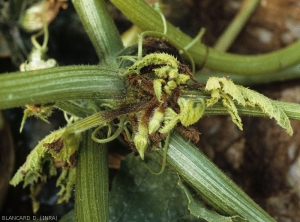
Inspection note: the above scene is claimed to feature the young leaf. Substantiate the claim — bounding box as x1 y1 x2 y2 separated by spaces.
205 77 293 135
221 94 243 130
238 86 293 135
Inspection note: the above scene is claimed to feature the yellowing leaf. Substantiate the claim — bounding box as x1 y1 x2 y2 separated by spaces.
205 77 293 135
205 77 222 91
221 79 245 106
238 86 293 136
178 98 205 126
11 128 80 187
221 95 243 130
206 77 245 106
206 90 221 107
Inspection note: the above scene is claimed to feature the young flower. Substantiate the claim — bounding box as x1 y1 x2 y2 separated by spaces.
133 123 149 160
148 107 165 134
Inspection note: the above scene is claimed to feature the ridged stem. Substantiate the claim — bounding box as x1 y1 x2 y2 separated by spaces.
72 0 124 65
75 130 109 222
182 91 300 121
195 62 300 86
160 131 275 221
0 65 125 109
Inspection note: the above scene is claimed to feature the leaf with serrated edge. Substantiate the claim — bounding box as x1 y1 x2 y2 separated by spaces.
220 78 245 106
221 94 243 130
205 77 293 135
206 77 245 106
206 89 221 107
238 86 293 136
47 132 80 163
10 127 80 188
205 77 222 91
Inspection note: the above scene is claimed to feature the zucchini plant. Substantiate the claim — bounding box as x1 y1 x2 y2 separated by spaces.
2 0 300 221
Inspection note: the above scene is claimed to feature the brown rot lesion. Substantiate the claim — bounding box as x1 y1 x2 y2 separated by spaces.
118 38 206 159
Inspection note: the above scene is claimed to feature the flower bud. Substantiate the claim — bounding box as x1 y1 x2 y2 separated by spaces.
148 108 164 134
134 124 149 160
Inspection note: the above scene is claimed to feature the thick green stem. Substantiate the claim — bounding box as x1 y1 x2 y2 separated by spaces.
75 130 109 222
196 62 300 86
214 0 260 52
111 0 300 75
65 111 111 135
72 0 123 65
160 131 275 221
0 65 125 109
204 100 300 121
183 91 300 121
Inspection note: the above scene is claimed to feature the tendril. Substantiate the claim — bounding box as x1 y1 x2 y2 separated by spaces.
122 120 133 142
183 28 205 51
63 111 76 124
31 0 49 53
116 55 138 70
153 2 167 35
91 117 126 143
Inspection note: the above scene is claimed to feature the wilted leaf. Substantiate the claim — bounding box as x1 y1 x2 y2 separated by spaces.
10 127 80 213
46 131 81 164
56 168 76 204
205 77 293 135
238 86 293 135
221 94 243 130
10 128 72 187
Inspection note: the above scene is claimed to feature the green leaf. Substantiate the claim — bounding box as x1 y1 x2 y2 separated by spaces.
178 180 247 222
60 210 75 222
29 183 42 214
109 153 199 221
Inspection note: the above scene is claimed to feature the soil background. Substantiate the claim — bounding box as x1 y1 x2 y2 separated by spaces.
0 0 300 221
